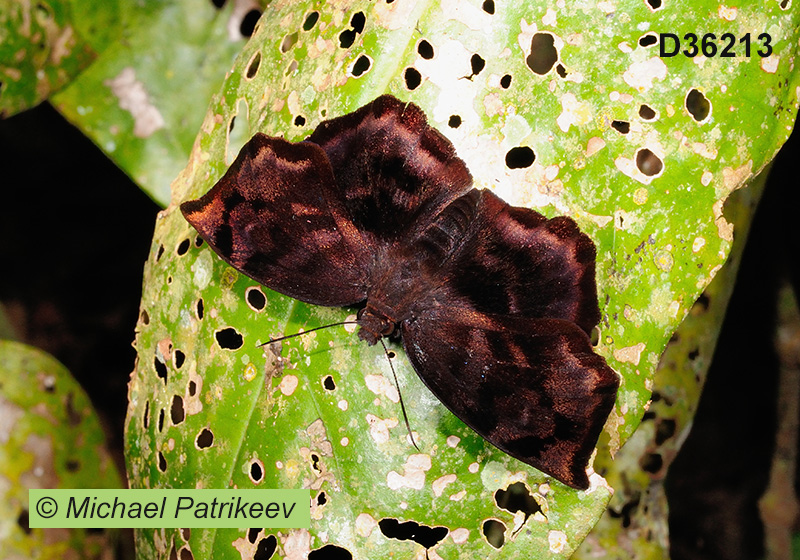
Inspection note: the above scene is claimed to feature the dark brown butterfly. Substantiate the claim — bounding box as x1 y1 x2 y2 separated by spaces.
181 95 619 490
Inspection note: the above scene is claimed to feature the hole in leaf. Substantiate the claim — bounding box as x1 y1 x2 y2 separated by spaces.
686 88 710 122
246 287 267 310
174 350 185 369
188 380 197 396
281 32 298 53
240 9 261 37
323 375 336 390
482 519 506 548
179 547 193 560
339 29 357 48
655 419 676 445
555 63 566 78
500 74 512 88
526 33 558 75
196 428 214 449
378 518 448 549
309 544 352 559
470 54 485 76
646 0 662 9
639 104 656 120
404 67 422 90
215 327 243 350
294 115 306 126
254 535 277 560
154 357 168 383
196 299 204 320
66 459 80 472
316 491 328 505
250 460 264 482
181 528 191 541
194 235 203 247
310 453 321 473
350 11 365 33
140 310 150 325
505 146 535 168
417 39 434 59
639 33 658 47
143 400 150 429
641 452 663 473
611 120 630 134
248 528 260 544
156 244 165 261
177 238 190 255
171 395 185 425
482 0 495 14
158 451 167 472
494 482 542 519
17 510 31 535
210 0 225 8
168 543 177 560
351 54 371 77
448 115 462 128
158 408 165 432
635 148 663 176
246 52 262 79
303 11 319 30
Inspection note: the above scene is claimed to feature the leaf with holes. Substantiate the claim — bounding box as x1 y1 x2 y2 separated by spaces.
126 0 800 558
0 341 123 557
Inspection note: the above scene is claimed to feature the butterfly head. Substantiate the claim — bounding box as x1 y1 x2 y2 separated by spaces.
356 304 397 346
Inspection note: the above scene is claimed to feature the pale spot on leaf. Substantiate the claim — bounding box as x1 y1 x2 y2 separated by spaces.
433 474 457 496
614 342 646 364
355 513 377 537
366 413 397 443
623 57 667 91
548 530 568 553
280 375 299 396
105 67 165 138
451 528 470 543
387 453 431 490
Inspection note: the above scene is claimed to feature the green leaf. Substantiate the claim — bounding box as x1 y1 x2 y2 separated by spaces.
127 0 800 558
0 0 107 115
50 0 250 205
0 340 123 558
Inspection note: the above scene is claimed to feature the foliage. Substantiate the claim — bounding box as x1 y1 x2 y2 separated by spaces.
0 340 123 559
125 1 799 559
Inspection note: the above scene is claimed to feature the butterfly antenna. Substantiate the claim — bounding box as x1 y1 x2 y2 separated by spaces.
380 338 420 451
259 321 359 346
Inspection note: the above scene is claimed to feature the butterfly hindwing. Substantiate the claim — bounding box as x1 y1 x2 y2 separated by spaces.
401 307 619 489
415 189 601 334
181 135 372 306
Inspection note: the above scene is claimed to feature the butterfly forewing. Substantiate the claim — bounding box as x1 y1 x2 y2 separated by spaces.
307 95 473 243
181 135 372 306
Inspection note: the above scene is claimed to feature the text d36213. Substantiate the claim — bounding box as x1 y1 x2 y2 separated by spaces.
659 33 773 58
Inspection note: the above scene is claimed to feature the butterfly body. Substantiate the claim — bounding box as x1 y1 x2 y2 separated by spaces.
181 95 619 490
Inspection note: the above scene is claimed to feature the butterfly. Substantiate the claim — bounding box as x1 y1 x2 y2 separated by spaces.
180 95 619 490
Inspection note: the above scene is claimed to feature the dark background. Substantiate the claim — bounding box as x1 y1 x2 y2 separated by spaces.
0 103 797 559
